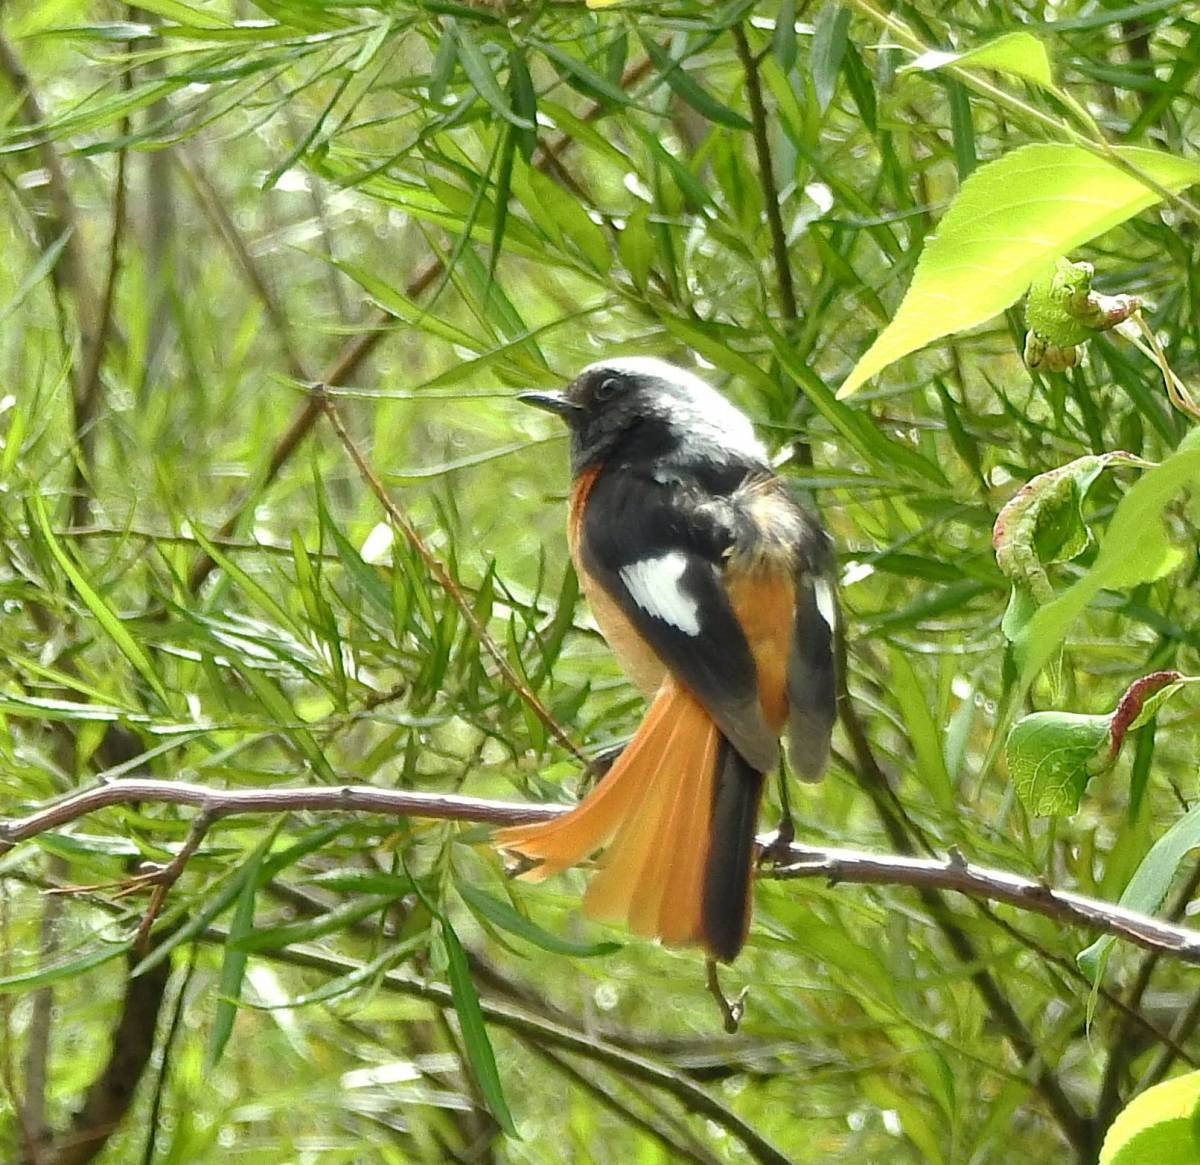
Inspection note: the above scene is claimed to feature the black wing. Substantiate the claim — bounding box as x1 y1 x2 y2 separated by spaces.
578 467 779 773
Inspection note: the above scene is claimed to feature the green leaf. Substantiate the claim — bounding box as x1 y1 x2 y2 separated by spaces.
811 2 850 111
837 144 1200 398
1100 1069 1200 1164
455 24 534 130
232 663 337 782
638 33 752 130
887 646 954 813
209 824 279 1065
1005 711 1113 816
31 496 171 708
772 0 797 74
1079 802 1200 981
0 940 131 995
442 916 518 1135
233 893 396 952
1016 429 1200 686
534 39 633 107
901 31 1056 91
458 882 621 957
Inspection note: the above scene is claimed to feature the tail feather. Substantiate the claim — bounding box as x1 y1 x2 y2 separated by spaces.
653 726 718 946
604 709 699 934
494 689 675 879
495 679 764 960
701 739 767 962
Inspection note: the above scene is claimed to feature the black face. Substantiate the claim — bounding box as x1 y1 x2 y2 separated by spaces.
519 364 666 474
518 357 768 481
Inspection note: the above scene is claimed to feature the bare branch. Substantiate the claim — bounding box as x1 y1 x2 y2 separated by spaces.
4 780 1200 968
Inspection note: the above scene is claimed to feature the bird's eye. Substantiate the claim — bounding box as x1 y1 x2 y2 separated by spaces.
595 375 622 400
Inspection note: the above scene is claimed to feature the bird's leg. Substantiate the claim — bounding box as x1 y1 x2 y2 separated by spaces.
705 959 747 1033
758 759 795 865
580 737 631 790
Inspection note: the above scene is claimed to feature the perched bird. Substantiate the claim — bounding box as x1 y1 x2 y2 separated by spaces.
495 357 836 961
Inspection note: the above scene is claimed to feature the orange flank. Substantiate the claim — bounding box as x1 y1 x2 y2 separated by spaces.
494 679 720 950
725 569 794 731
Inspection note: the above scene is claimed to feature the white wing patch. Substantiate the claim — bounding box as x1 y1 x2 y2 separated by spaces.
618 552 702 636
813 579 837 632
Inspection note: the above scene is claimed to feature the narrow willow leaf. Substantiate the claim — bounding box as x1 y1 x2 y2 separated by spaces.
233 893 395 952
32 496 171 708
232 663 337 781
773 0 797 74
1078 802 1200 982
0 230 71 325
209 823 280 1064
811 2 850 111
535 39 632 106
458 882 620 957
888 647 954 812
837 144 1200 398
456 26 533 130
638 33 751 130
1100 1069 1200 1164
902 31 1056 91
442 916 517 1136
0 941 131 995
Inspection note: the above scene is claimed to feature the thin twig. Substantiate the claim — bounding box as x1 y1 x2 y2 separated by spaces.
731 25 797 324
185 51 656 596
317 387 586 762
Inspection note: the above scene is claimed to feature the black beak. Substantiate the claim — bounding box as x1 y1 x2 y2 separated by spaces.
517 390 581 418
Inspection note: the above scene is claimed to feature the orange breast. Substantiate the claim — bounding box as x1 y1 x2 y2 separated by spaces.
568 468 666 697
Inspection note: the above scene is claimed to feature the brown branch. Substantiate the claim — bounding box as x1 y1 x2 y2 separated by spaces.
24 947 172 1165
4 779 1200 968
0 33 104 522
317 387 586 762
731 24 797 325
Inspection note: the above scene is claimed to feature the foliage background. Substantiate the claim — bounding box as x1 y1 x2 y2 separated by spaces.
0 1 1197 1162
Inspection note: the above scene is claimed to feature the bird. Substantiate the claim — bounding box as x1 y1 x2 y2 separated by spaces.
495 357 837 962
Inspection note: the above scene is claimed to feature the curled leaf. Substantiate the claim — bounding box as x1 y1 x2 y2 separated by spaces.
993 451 1153 641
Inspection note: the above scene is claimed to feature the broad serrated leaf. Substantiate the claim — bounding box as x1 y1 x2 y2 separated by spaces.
902 31 1056 92
1006 711 1113 816
1100 1070 1200 1164
993 451 1152 641
837 144 1200 398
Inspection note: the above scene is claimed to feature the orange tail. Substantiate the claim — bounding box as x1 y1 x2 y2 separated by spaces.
495 680 765 960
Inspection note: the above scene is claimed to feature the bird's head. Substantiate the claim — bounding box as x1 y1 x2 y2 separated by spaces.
519 357 766 477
